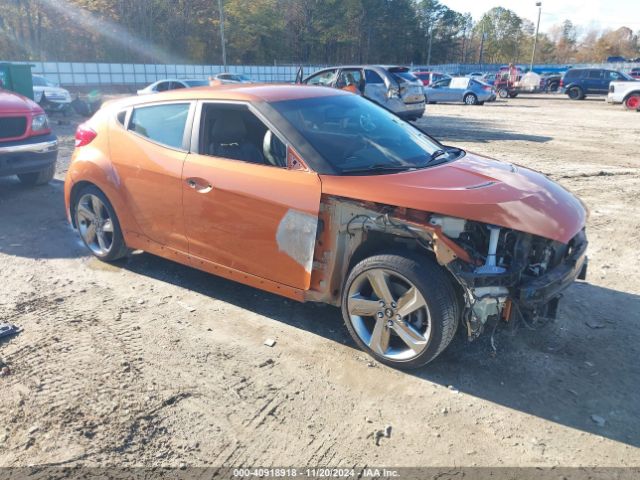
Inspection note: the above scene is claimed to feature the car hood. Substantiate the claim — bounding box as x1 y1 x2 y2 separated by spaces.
319 152 586 244
0 89 41 113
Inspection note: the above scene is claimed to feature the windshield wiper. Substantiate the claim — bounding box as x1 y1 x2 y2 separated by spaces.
428 147 463 164
341 164 414 174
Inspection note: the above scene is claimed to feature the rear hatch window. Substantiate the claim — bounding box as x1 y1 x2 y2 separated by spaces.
388 67 419 83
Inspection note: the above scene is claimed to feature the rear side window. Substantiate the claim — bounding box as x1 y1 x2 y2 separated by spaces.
587 70 603 79
365 69 384 84
129 103 190 150
564 70 583 80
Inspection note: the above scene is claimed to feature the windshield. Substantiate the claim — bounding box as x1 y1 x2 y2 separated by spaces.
271 95 459 175
184 79 209 87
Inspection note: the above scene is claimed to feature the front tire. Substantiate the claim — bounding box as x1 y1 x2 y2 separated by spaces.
74 185 128 262
464 93 478 105
341 252 459 369
17 163 55 186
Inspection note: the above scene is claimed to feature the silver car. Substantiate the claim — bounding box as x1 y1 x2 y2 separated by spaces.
424 77 496 105
300 65 426 120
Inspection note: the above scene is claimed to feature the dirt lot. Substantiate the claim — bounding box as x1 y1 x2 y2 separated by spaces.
1 94 639 469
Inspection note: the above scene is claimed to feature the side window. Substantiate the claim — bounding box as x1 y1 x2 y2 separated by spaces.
608 71 622 80
365 69 384 84
116 110 127 126
170 81 186 90
200 104 286 168
588 70 603 79
128 103 190 150
305 69 337 86
155 81 170 92
336 69 364 92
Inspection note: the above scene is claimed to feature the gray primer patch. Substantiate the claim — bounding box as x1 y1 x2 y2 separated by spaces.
276 209 318 274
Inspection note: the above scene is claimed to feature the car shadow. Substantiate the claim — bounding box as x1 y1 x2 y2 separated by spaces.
122 251 640 449
0 177 85 259
415 115 553 144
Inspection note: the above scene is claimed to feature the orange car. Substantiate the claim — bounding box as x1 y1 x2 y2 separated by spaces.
64 85 588 369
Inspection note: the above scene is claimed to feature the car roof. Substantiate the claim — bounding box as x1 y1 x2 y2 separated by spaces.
112 84 348 108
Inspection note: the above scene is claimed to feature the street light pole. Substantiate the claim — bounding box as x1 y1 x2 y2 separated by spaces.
217 0 227 68
530 1 542 71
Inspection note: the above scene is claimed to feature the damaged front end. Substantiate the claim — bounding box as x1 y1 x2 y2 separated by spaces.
307 196 588 340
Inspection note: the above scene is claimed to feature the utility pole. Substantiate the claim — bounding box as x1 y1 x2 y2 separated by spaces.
217 0 227 68
530 2 542 71
426 27 433 66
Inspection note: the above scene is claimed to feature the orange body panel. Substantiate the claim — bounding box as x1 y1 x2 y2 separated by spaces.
182 152 321 290
108 120 189 252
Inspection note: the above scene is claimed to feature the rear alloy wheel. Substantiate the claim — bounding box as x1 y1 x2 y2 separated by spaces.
342 253 459 369
624 94 640 111
567 86 584 100
17 164 55 186
464 93 478 105
74 185 128 262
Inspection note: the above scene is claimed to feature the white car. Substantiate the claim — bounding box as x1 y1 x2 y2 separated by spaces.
607 80 640 110
136 78 209 95
210 73 253 84
32 75 71 112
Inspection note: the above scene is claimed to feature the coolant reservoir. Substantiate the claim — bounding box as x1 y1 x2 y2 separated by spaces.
429 215 466 238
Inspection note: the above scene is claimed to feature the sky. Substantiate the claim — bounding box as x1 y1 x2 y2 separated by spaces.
440 0 640 33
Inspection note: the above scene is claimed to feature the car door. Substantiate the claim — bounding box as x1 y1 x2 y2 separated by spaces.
181 101 322 290
363 69 389 105
108 101 195 253
427 78 451 101
585 70 604 94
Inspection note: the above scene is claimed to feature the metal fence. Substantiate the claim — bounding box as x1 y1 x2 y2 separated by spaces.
3 60 640 86
3 61 328 86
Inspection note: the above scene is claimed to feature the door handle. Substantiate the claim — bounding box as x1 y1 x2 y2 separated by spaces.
185 177 213 193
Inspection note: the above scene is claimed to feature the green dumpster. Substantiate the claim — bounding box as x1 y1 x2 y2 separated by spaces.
0 63 34 99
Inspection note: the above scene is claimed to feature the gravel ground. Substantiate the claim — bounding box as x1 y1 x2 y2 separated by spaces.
0 94 639 469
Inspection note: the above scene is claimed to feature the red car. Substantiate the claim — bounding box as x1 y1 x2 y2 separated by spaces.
413 71 449 87
0 88 58 185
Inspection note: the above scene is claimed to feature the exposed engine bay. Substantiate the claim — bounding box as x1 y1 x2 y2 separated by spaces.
308 196 588 340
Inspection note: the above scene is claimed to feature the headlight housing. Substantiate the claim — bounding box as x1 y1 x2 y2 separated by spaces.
31 113 49 132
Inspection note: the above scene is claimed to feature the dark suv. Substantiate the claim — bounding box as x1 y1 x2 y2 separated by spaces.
561 68 633 100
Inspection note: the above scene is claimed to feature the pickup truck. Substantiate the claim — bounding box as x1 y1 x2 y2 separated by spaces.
0 88 57 185
607 80 640 110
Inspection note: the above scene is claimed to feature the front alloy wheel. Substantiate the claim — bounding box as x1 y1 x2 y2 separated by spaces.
347 268 431 361
342 253 459 369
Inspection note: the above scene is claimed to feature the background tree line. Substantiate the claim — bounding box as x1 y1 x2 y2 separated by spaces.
1 0 638 65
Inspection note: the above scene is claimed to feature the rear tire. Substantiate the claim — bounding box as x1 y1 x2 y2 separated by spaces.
567 86 584 100
73 185 129 262
624 94 640 110
498 88 509 98
341 252 460 369
17 163 55 186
